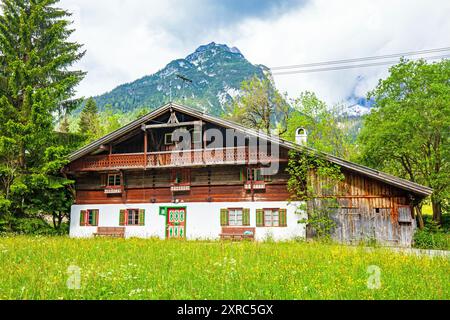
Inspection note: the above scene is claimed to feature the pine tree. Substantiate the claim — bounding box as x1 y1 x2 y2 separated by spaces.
78 97 101 140
0 0 85 229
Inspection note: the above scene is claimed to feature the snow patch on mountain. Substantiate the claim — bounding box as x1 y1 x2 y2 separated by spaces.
226 87 240 99
341 104 371 117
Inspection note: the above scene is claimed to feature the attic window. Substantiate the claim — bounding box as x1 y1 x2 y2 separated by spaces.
165 133 174 145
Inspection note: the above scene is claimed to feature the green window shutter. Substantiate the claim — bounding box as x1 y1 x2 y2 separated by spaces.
139 209 145 226
119 209 126 226
239 168 244 182
243 208 250 226
80 210 87 226
94 209 99 226
256 209 264 227
220 209 229 226
279 209 287 227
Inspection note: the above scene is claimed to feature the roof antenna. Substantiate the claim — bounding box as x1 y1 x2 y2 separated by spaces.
176 74 193 103
169 79 172 104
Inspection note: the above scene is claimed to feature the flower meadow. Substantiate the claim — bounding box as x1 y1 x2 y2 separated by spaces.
0 236 448 300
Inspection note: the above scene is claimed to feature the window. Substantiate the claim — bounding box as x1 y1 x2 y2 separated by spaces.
264 209 280 227
165 133 174 145
220 208 250 226
128 209 140 225
256 208 287 227
80 209 99 226
171 169 191 185
228 208 243 226
175 171 182 184
107 174 121 186
120 209 145 226
245 168 272 182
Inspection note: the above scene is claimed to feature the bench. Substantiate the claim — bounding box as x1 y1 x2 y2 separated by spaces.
93 227 125 238
219 227 255 241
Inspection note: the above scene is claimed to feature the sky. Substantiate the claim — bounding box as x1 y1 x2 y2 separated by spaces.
61 0 450 107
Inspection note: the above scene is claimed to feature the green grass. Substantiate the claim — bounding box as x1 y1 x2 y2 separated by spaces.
0 236 448 300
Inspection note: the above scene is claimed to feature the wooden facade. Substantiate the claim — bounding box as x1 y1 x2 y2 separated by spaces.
73 165 291 204
309 169 416 246
66 103 432 246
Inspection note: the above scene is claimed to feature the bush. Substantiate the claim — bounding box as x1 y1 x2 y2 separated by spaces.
413 220 449 250
10 218 68 236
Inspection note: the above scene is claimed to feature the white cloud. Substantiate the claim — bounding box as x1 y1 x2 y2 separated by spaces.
61 0 450 105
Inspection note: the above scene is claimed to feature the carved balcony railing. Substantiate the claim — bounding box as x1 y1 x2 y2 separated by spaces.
68 147 288 172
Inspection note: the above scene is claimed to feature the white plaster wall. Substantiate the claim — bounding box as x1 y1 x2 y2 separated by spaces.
69 201 306 241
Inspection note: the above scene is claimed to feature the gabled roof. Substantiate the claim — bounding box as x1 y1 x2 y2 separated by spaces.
68 102 433 197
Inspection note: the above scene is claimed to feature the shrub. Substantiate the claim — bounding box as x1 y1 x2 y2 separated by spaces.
413 220 449 250
11 218 68 236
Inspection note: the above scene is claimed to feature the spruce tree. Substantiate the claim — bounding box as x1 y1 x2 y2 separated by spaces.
0 0 85 229
78 97 101 140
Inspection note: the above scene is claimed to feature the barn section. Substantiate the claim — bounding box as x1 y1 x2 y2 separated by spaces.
308 168 426 247
65 102 432 246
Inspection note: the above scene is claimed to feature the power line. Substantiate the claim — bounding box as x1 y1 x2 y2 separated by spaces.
271 54 450 76
270 46 450 71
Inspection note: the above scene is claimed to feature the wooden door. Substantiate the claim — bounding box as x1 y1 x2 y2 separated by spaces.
166 207 186 239
340 208 362 243
398 206 415 247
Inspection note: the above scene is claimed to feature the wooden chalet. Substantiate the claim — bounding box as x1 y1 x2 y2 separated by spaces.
66 103 432 246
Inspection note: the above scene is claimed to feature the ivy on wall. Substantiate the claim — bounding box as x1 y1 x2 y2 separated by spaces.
286 150 344 239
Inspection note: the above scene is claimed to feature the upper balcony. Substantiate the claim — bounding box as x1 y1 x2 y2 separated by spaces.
68 147 288 172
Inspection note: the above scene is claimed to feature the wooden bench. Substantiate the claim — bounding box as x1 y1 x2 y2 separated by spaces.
93 227 125 238
219 227 255 241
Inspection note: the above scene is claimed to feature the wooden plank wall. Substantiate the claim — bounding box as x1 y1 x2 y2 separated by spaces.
308 169 415 247
74 165 290 204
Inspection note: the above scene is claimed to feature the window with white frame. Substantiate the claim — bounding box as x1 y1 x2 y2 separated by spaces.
228 208 243 226
264 209 280 227
127 209 140 226
107 174 121 186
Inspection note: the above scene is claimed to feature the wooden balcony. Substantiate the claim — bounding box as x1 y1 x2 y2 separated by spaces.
68 147 288 172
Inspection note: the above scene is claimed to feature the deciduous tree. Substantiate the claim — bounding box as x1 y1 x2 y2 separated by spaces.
224 76 290 134
359 58 450 225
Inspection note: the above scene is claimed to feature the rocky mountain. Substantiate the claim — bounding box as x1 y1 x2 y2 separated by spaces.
92 42 271 116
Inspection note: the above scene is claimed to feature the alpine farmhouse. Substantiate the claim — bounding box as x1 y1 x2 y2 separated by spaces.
65 103 432 246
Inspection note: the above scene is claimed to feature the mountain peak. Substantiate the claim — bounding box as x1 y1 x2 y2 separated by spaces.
193 42 243 56
93 42 270 116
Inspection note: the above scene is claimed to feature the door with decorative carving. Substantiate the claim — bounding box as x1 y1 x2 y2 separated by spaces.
166 207 186 239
